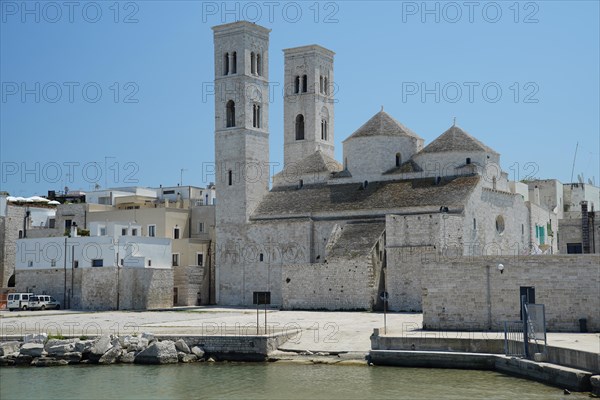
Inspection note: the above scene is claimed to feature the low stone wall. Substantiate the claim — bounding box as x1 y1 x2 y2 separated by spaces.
281 258 376 310
16 267 173 310
369 350 594 392
420 255 600 332
370 330 600 373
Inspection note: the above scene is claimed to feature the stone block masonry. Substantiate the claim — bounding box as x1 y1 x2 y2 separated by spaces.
282 258 377 310
16 267 173 310
420 255 600 332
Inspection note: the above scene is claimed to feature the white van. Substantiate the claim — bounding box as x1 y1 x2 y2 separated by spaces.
7 293 34 311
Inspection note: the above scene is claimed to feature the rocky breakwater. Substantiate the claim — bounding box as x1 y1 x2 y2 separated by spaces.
0 333 208 367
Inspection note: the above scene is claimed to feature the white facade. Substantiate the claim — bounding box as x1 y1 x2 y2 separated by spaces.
16 235 171 270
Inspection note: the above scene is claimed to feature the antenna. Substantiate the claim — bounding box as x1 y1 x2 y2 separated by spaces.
570 142 578 183
180 168 188 187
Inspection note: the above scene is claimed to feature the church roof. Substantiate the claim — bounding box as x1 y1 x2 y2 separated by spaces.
327 221 385 259
420 125 498 154
285 150 343 175
344 110 422 141
383 160 423 175
253 175 480 218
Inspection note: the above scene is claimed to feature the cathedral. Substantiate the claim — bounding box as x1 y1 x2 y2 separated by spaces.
212 21 531 310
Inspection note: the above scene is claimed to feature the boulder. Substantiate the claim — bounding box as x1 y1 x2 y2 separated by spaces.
126 337 149 352
47 341 76 356
0 341 21 356
591 375 600 396
180 354 198 363
24 333 48 343
191 346 205 359
119 351 136 364
14 355 34 365
98 346 122 365
74 340 95 355
111 337 121 349
175 339 190 354
134 341 178 364
33 357 69 367
20 343 44 357
89 336 112 361
141 332 155 341
45 339 72 350
57 352 82 364
0 357 15 366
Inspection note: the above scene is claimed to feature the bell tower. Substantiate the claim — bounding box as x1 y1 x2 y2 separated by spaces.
283 45 335 167
213 21 271 225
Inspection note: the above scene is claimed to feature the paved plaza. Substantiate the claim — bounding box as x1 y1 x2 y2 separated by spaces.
0 307 598 354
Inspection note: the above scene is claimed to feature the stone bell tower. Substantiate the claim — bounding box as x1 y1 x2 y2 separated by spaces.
283 45 335 167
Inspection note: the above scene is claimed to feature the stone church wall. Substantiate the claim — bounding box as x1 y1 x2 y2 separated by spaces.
281 255 378 310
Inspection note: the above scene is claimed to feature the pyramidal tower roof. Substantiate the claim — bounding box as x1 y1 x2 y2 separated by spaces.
344 109 422 142
420 125 498 154
291 150 343 174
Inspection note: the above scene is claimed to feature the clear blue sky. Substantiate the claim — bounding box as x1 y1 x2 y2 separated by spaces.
1 1 599 196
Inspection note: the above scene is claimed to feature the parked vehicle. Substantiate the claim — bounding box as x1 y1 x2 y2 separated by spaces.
28 295 61 311
7 293 34 311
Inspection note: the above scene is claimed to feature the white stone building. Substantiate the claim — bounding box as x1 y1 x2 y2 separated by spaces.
212 21 542 310
14 225 173 310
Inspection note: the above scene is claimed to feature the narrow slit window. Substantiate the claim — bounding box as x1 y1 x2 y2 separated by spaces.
295 114 305 140
226 100 235 127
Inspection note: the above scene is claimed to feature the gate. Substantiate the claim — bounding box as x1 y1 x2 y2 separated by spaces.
503 301 547 358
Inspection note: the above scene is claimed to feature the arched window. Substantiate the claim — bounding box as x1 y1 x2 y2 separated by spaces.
256 53 262 76
295 114 305 140
226 100 235 128
224 53 229 75
492 177 497 190
232 52 237 74
321 119 328 140
253 104 261 128
302 75 308 93
324 77 328 94
228 170 233 186
250 52 256 74
320 76 324 93
294 76 300 94
466 157 471 165
395 153 401 167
